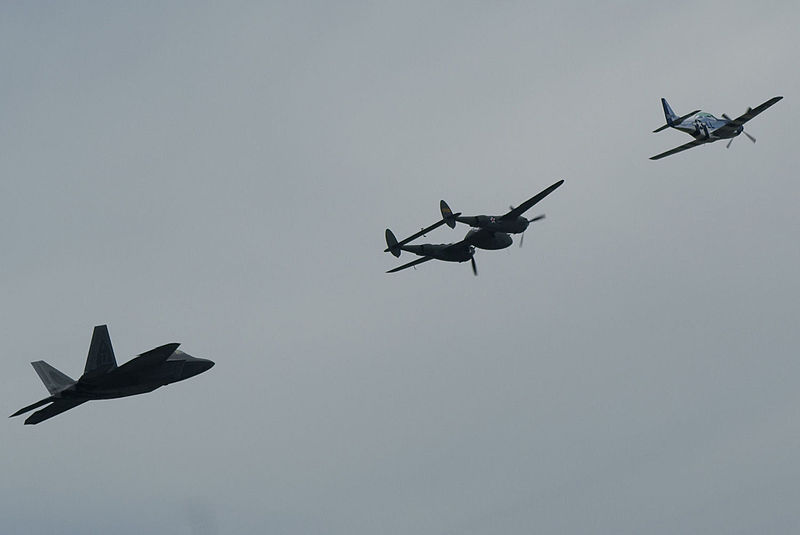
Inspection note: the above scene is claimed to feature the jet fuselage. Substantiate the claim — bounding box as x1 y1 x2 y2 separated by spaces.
63 350 214 400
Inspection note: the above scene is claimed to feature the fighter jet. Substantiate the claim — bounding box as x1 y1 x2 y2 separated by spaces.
650 96 782 160
440 179 564 248
10 325 214 425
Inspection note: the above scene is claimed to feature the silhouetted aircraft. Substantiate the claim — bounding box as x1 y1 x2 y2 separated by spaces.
440 180 563 248
10 325 214 425
650 96 782 160
385 227 479 275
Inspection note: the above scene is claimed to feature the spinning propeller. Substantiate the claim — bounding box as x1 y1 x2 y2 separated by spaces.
722 112 757 149
510 205 546 248
467 245 478 276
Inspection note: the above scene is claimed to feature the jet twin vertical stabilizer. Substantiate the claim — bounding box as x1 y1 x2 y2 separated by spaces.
84 325 117 377
31 361 74 395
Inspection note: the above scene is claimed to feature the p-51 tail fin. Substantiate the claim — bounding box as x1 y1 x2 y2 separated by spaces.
661 98 678 125
654 98 701 133
31 361 75 395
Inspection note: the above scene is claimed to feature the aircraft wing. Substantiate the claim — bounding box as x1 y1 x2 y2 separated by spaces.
500 180 564 220
387 256 434 273
384 216 460 252
24 398 88 425
114 343 181 374
650 138 709 160
728 96 782 128
712 96 783 138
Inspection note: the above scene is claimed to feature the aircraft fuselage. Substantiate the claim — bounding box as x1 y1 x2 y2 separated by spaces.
400 243 474 263
54 351 213 400
465 228 513 250
673 113 742 141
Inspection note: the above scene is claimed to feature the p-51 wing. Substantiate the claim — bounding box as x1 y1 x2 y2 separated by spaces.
650 138 710 160
712 96 783 138
500 179 564 221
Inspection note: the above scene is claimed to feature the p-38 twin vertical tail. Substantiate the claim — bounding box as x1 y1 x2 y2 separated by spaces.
650 96 782 160
383 179 563 275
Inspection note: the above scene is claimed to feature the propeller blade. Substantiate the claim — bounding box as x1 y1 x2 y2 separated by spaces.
519 231 524 248
726 138 734 149
744 131 756 143
470 256 477 276
529 214 545 223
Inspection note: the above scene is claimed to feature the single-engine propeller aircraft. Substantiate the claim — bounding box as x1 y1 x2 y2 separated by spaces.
440 179 564 248
650 96 782 160
384 227 479 275
10 325 214 425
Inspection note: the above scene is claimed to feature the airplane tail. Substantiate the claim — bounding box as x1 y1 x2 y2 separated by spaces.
31 361 75 395
440 200 457 228
83 325 117 378
652 98 681 133
661 98 678 125
385 229 401 257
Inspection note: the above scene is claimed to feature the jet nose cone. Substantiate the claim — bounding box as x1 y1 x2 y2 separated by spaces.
182 357 215 378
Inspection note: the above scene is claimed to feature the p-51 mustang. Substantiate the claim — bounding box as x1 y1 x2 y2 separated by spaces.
650 96 782 160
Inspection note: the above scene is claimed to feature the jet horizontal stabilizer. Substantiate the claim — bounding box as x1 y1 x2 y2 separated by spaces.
25 399 88 425
10 396 55 418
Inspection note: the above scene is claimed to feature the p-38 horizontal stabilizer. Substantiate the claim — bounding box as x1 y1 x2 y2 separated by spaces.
384 213 462 253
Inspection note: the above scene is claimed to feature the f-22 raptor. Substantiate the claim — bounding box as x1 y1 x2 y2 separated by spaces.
650 96 782 160
10 325 214 425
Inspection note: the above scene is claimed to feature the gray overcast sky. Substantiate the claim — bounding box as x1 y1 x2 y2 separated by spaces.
2 2 799 533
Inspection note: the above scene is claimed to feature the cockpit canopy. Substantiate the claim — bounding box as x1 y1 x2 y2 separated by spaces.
696 112 718 120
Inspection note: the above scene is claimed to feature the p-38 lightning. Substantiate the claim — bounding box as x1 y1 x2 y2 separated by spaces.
440 179 563 248
650 96 782 160
383 180 563 275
